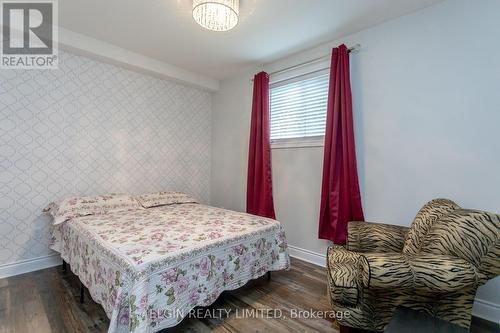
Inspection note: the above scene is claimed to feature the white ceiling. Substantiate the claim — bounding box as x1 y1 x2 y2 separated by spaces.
59 0 443 80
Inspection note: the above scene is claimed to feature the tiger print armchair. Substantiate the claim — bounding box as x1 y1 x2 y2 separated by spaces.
326 199 500 331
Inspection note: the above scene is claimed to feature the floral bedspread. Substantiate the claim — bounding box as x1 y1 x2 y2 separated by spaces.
50 203 289 333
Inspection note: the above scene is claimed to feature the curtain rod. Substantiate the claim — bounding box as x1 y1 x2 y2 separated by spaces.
251 44 361 81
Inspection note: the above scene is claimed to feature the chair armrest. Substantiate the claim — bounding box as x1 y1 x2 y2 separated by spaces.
326 245 363 306
347 221 409 253
359 253 479 292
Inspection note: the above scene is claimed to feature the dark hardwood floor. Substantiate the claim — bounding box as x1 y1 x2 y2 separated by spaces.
0 257 497 333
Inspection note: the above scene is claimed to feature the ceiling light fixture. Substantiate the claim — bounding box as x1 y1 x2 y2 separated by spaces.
192 0 239 32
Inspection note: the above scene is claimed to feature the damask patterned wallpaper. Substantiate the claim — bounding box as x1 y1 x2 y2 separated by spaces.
0 50 212 266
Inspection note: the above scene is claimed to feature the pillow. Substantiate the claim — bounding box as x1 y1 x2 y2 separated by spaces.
42 201 59 216
419 209 500 267
402 198 460 254
43 193 142 225
136 191 197 208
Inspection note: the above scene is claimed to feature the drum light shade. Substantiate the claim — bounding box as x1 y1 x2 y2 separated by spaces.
192 0 239 32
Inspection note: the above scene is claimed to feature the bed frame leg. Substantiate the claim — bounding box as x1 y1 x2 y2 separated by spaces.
62 260 67 272
80 281 85 304
267 271 271 281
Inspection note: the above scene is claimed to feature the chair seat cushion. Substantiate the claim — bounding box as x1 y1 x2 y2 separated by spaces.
327 246 361 306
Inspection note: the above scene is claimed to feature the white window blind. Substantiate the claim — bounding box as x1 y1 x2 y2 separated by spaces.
270 70 329 141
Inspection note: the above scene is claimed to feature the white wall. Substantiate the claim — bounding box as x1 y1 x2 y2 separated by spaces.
211 0 500 321
0 50 212 275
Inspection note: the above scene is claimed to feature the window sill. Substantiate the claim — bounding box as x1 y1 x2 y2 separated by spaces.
270 137 324 150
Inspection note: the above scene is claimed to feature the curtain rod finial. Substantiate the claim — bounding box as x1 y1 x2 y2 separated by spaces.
349 44 361 53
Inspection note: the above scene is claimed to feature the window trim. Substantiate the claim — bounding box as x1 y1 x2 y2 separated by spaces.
270 135 324 150
270 67 329 88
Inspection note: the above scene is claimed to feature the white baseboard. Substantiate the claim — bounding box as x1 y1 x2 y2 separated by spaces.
288 244 326 267
287 244 499 323
0 254 62 279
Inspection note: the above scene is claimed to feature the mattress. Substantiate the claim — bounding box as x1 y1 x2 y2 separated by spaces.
50 203 289 333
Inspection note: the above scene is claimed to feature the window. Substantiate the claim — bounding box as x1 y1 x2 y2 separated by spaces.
270 70 329 144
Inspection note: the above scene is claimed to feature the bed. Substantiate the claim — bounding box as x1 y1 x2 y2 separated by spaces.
47 193 289 333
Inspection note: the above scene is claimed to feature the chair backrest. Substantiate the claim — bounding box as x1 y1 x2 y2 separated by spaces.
402 198 460 254
419 209 500 276
477 240 500 284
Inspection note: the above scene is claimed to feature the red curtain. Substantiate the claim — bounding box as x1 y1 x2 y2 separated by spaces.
318 44 364 244
246 72 276 219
